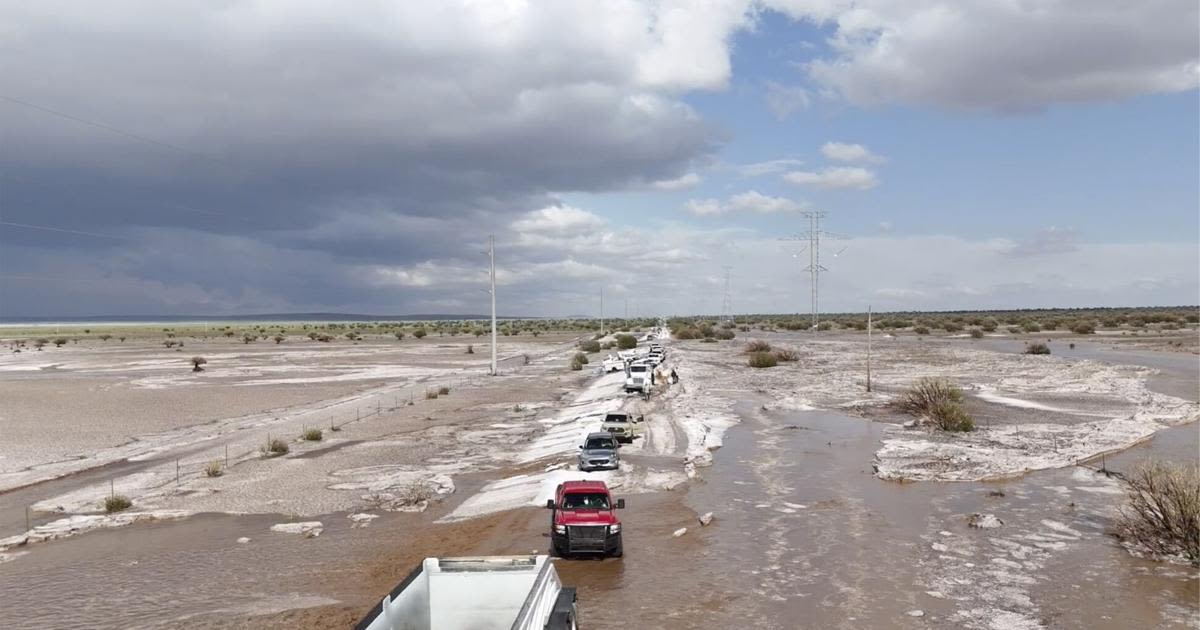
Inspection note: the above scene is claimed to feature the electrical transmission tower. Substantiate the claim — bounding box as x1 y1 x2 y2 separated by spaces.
720 265 733 322
781 210 847 331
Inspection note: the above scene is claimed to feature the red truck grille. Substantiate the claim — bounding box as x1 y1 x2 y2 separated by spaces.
567 525 607 552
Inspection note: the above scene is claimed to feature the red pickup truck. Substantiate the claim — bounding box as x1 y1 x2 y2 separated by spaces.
546 480 625 558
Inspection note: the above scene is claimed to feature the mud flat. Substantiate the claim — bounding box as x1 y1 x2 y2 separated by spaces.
0 327 1196 629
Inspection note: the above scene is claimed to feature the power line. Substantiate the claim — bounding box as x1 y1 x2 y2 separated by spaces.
0 220 129 240
0 94 242 171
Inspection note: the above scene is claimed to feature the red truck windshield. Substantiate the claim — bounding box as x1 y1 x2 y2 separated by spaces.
561 492 610 510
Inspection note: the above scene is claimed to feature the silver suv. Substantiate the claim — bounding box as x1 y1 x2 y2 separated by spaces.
578 432 620 471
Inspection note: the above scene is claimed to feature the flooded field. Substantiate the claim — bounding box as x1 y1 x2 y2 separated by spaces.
0 327 1196 629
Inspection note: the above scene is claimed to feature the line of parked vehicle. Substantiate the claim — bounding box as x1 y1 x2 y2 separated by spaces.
358 329 674 628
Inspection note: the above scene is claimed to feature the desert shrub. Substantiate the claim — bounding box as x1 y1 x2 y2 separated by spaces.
714 328 735 340
969 328 984 339
816 321 832 331
898 378 964 415
580 340 601 353
34 338 48 349
1070 321 1096 335
773 348 799 362
981 320 998 333
1116 460 1199 566
99 334 112 341
674 327 699 340
913 326 930 335
302 428 323 441
700 337 718 343
425 389 440 399
1006 326 1021 334
1185 314 1199 324
1024 342 1051 355
744 339 772 353
164 340 178 348
274 335 285 344
104 495 132 513
242 334 255 344
747 351 778 368
569 353 586 370
898 378 973 431
53 338 68 347
929 401 975 431
204 460 223 477
191 356 207 372
438 385 451 395
1022 322 1041 333
262 438 289 456
318 334 333 342
413 328 427 339
941 322 963 333
615 334 637 350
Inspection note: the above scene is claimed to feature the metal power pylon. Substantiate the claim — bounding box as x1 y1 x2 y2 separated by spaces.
720 266 733 322
781 210 846 331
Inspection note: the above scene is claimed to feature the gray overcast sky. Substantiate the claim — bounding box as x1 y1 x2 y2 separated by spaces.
1 1 1197 318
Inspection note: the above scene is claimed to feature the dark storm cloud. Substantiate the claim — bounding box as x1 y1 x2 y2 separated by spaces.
0 1 740 315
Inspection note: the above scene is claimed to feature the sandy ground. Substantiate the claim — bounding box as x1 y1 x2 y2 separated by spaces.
0 324 1196 628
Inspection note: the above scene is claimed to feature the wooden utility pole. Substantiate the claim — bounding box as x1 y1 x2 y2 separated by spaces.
866 305 873 392
489 234 497 376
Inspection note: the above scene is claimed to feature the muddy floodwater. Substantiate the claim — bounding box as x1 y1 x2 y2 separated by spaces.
0 332 1196 629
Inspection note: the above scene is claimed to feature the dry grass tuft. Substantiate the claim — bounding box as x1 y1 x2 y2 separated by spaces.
747 351 777 368
204 460 224 477
744 339 772 353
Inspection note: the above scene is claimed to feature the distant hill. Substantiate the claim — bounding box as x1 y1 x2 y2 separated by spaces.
0 312 536 324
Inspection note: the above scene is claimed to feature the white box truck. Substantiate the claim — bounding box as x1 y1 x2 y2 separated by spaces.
355 555 577 630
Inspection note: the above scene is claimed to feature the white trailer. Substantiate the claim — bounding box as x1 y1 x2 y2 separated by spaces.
355 555 578 630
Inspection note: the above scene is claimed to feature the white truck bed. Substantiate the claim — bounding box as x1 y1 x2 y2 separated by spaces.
355 555 576 630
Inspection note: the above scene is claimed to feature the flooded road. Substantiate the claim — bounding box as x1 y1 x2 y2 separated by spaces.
1 339 1196 629
669 401 1198 629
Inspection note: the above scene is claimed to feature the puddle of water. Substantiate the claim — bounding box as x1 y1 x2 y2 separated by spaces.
0 511 377 629
972 339 1198 402
679 401 1198 629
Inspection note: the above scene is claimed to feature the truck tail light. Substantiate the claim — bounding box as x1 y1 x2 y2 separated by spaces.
555 525 566 534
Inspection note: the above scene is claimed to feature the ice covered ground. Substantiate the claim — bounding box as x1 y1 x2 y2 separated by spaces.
670 335 1198 482
442 328 734 522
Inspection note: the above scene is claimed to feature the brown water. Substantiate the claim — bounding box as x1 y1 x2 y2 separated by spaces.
1 345 1197 629
666 401 1198 629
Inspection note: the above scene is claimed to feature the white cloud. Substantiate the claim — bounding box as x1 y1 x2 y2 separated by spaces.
783 166 878 190
763 81 811 119
512 206 605 235
766 0 1200 111
650 172 702 190
635 0 756 91
820 142 885 164
737 158 805 177
685 190 807 215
